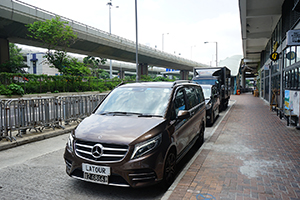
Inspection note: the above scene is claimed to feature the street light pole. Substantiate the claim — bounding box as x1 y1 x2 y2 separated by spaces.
107 0 118 79
162 33 169 51
204 41 218 67
135 0 139 82
215 42 218 67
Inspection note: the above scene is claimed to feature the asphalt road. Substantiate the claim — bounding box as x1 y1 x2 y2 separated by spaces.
0 107 228 200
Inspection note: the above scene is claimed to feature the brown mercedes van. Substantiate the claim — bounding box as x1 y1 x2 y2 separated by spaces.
64 81 206 188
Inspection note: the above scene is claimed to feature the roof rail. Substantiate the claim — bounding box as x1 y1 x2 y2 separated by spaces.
172 80 193 86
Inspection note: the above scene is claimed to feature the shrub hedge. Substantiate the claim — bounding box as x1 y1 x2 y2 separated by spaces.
0 73 175 96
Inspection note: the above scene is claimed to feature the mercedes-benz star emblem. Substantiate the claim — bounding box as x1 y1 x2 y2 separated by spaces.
91 144 103 159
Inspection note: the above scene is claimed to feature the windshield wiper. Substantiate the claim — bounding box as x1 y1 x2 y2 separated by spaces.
100 112 141 116
138 114 163 118
99 112 162 117
100 111 130 116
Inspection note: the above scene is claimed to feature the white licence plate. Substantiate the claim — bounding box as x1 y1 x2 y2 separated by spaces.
82 163 111 175
83 172 109 184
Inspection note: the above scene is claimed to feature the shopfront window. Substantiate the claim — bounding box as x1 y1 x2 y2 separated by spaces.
271 62 279 74
291 69 295 89
265 76 270 101
271 74 280 105
297 46 300 63
291 46 296 66
297 68 300 89
285 48 291 68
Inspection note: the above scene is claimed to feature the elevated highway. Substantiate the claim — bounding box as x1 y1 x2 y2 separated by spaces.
0 0 208 79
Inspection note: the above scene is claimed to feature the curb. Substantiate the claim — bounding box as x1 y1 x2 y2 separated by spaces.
0 125 76 151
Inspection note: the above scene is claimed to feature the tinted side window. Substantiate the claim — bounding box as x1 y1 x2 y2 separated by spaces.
185 86 199 109
195 87 205 103
174 89 186 116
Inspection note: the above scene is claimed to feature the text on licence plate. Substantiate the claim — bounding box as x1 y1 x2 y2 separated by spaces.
84 172 108 184
82 163 111 175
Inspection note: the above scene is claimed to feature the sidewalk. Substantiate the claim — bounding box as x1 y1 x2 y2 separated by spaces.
166 93 300 200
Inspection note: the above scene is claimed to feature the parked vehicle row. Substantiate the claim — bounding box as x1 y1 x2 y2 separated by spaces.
64 81 206 188
192 66 231 126
64 76 230 188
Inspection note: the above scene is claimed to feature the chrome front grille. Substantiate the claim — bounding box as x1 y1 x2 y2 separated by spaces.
75 140 128 163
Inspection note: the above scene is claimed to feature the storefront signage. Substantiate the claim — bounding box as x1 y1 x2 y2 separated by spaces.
285 90 300 116
286 51 296 60
273 41 279 52
286 29 300 46
270 52 279 61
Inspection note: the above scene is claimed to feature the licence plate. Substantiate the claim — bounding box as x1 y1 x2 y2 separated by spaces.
83 172 108 184
82 163 111 184
82 163 111 175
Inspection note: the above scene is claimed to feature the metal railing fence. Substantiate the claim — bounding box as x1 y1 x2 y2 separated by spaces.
0 93 107 142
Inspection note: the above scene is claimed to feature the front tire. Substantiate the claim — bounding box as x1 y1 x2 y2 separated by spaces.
161 150 176 188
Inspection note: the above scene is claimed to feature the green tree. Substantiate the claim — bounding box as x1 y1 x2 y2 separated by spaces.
26 16 77 74
98 69 110 79
64 57 91 76
83 56 107 77
0 43 28 73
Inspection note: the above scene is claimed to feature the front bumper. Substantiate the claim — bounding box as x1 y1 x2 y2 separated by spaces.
63 145 165 188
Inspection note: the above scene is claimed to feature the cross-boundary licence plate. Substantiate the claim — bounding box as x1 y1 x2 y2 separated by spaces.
83 172 109 184
82 163 111 175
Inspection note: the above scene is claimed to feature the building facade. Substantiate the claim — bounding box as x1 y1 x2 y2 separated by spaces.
240 0 300 118
26 52 60 75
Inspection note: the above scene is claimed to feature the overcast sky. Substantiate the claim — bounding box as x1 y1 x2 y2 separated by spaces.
20 0 243 66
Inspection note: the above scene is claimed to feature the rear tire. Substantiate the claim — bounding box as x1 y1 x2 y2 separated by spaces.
197 125 204 145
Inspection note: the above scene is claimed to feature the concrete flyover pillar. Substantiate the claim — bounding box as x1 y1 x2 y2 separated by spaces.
118 70 125 79
0 38 9 65
138 63 148 78
180 70 189 80
241 69 246 88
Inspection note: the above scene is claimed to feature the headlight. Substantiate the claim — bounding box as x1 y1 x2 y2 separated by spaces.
131 134 162 159
67 133 74 152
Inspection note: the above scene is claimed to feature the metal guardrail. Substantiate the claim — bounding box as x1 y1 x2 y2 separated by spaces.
0 94 106 142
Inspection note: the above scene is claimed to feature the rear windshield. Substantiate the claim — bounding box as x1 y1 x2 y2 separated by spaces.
95 87 172 116
201 87 211 99
193 79 217 85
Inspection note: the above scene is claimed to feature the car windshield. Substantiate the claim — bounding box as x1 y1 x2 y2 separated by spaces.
94 87 172 116
202 87 211 99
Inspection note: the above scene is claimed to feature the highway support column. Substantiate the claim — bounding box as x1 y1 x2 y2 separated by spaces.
180 70 189 80
118 70 125 79
241 69 246 88
138 63 148 78
0 38 9 64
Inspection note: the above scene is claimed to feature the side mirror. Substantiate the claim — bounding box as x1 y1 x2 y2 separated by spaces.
177 110 190 120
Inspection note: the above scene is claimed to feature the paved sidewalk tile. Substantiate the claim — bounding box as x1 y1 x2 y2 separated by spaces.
168 94 300 200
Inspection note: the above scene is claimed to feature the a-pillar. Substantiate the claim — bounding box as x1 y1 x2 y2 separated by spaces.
118 70 125 79
180 70 189 80
0 38 9 64
138 63 148 78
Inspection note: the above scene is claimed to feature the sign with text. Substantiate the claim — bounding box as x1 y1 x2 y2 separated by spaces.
287 29 300 46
